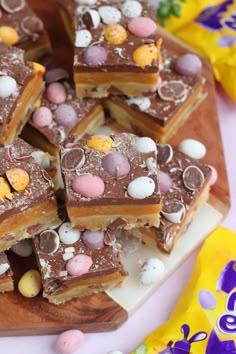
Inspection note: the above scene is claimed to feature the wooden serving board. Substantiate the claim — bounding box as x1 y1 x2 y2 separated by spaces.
0 0 230 336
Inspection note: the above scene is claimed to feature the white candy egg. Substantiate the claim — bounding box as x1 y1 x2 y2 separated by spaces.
135 137 157 153
146 157 157 173
126 97 151 111
31 150 51 170
98 6 121 24
0 75 17 98
85 9 101 28
178 139 206 159
127 176 155 199
75 29 92 47
0 263 10 276
140 257 165 285
59 222 81 245
121 0 143 18
75 5 89 14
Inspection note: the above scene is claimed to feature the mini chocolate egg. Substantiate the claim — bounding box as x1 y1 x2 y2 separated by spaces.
135 137 157 153
140 257 165 285
0 262 10 276
11 239 33 257
102 152 130 177
31 150 51 170
61 148 85 171
84 45 108 65
75 29 92 47
178 139 206 159
82 230 105 250
86 135 113 152
128 17 156 37
6 167 30 191
121 0 142 18
72 174 105 198
133 43 158 69
126 97 151 111
18 269 42 298
182 165 204 191
1 0 26 13
0 26 19 45
82 9 100 29
127 176 155 199
208 165 218 186
31 107 53 127
59 222 81 245
159 171 173 193
98 6 121 24
66 254 93 276
55 329 84 354
46 82 67 105
0 75 17 98
174 53 202 76
44 68 69 84
39 230 60 254
54 104 78 129
161 201 186 224
104 23 127 45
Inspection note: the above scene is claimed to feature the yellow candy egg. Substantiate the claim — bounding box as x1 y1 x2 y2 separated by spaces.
133 44 158 69
0 177 11 199
104 24 127 45
6 167 30 191
30 62 46 75
86 135 113 152
18 269 42 298
0 26 19 45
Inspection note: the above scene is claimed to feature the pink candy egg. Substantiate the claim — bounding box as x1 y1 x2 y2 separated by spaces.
174 54 202 76
84 45 108 65
44 68 69 84
82 230 105 250
54 104 78 129
46 82 66 104
31 107 53 127
128 17 157 37
72 174 105 198
66 254 93 276
208 165 218 186
55 329 84 354
159 170 172 193
102 152 130 177
156 75 162 90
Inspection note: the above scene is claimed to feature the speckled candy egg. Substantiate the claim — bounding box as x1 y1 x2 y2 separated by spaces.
75 29 92 47
178 139 206 159
140 257 165 285
159 171 172 193
18 269 42 298
54 104 78 129
66 254 93 276
54 329 84 354
59 222 81 245
31 107 53 127
72 174 105 198
98 6 121 24
121 1 143 18
126 97 151 111
44 68 69 84
135 137 157 153
0 26 19 45
104 23 127 45
46 82 67 104
0 75 17 98
82 230 105 250
0 262 9 276
128 17 157 37
84 45 108 65
102 152 130 177
127 176 155 199
86 135 113 152
133 43 158 69
174 53 202 76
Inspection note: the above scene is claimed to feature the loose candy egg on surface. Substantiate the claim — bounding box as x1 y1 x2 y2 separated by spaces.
128 17 157 37
66 254 93 276
18 269 42 298
140 257 165 285
59 222 81 245
121 0 142 18
31 107 53 127
72 174 105 198
178 139 206 159
84 45 108 65
0 75 17 98
135 137 157 153
208 165 218 186
54 104 78 129
54 329 84 354
11 239 33 257
174 53 202 76
102 152 130 177
127 176 155 199
46 82 67 105
82 230 105 250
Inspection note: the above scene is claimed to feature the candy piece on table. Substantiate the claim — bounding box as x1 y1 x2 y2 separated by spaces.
18 269 42 298
55 329 84 354
103 45 206 143
178 138 206 159
0 253 14 293
0 138 59 252
0 43 45 145
0 0 51 61
32 214 128 304
136 143 212 253
59 133 161 231
57 0 162 97
21 66 105 196
140 257 165 285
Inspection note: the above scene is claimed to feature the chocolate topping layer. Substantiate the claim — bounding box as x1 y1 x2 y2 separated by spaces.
0 138 56 222
60 133 161 207
0 44 34 130
58 0 160 73
111 48 203 126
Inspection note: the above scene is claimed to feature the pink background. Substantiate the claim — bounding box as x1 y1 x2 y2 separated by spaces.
1 86 236 353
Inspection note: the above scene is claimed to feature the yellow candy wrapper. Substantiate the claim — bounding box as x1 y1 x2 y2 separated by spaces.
163 0 236 101
132 227 236 354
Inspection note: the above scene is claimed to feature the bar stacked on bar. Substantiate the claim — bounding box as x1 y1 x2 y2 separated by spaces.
0 0 51 61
